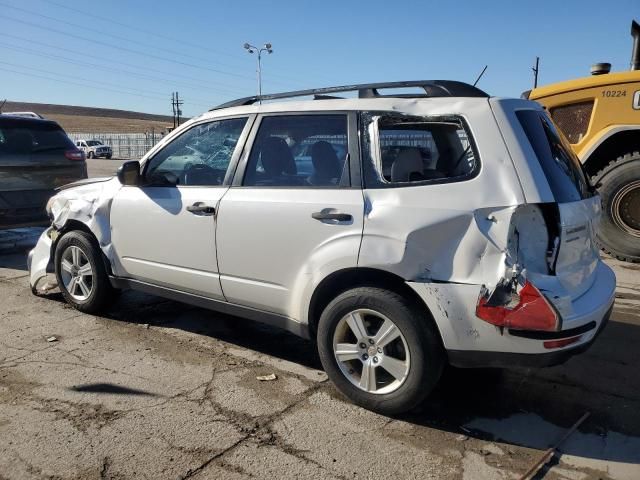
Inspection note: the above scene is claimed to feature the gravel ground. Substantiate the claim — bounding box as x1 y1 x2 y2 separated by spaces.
1 202 639 478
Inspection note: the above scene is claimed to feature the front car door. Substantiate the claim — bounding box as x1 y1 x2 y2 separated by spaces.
216 112 364 319
110 116 252 299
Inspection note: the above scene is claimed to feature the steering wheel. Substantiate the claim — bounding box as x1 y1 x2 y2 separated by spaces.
182 163 221 186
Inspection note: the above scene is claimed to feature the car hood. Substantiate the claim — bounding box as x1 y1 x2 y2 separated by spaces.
56 176 114 191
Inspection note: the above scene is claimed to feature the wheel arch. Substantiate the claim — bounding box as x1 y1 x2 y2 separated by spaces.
582 128 640 179
54 220 114 276
307 267 441 341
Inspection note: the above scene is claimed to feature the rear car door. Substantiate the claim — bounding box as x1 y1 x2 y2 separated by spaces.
0 117 86 228
110 116 252 299
216 113 364 317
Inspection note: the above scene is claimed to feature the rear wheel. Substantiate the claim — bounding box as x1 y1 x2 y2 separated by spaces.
317 287 444 415
54 231 114 313
592 151 640 262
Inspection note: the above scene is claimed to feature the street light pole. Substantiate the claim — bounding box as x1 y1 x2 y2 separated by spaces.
243 42 273 100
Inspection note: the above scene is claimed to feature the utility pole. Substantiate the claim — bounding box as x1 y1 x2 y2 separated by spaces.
171 92 183 128
532 57 540 89
171 92 176 129
175 92 183 127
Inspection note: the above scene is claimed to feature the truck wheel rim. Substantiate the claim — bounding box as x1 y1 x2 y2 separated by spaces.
60 246 93 301
612 180 640 237
332 309 410 395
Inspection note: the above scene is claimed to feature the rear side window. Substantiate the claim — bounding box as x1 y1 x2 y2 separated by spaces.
243 115 349 187
0 121 74 157
516 110 591 202
361 112 478 187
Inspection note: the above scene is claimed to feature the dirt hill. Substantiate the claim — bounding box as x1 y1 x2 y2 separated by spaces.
2 101 178 134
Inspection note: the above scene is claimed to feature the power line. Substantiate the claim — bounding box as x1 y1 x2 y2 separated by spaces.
0 32 249 94
0 63 210 109
35 0 340 86
0 60 212 106
38 0 246 62
0 1 252 75
0 41 245 98
0 13 259 81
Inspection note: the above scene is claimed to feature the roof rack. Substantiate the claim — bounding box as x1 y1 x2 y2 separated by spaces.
211 80 489 110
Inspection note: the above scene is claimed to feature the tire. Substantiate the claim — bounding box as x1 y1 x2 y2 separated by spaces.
106 154 112 159
591 151 640 262
317 287 444 415
87 151 94 159
54 231 114 313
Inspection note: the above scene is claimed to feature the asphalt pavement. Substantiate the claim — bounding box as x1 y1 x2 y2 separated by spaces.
0 160 639 479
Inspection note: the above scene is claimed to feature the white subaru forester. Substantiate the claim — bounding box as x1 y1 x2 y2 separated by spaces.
29 81 616 414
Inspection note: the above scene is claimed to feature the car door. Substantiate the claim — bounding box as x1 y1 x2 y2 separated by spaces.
216 113 364 318
110 116 252 299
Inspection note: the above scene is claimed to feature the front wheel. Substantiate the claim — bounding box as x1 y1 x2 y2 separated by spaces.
54 231 114 313
87 151 94 159
592 151 640 262
317 287 444 415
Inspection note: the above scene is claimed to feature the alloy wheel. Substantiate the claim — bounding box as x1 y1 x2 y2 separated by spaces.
332 308 410 394
59 245 94 301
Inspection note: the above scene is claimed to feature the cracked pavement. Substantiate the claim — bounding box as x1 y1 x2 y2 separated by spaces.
1 225 640 479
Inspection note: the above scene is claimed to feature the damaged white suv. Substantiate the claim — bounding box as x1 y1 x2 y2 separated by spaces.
28 81 616 414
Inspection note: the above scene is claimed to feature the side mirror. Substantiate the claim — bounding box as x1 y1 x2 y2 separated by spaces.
117 161 141 186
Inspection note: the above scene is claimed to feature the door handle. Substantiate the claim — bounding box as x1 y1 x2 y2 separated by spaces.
311 211 352 222
186 202 216 215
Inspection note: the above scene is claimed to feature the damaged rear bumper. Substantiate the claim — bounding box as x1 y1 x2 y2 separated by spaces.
447 305 611 368
408 260 616 368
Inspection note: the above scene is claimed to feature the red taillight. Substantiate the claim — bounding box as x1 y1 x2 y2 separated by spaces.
65 149 85 161
544 336 581 349
476 281 559 332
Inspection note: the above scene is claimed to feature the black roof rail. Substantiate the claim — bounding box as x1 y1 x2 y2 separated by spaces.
211 80 489 110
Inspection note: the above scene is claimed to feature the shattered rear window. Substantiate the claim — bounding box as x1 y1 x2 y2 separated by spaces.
360 112 479 187
516 110 591 202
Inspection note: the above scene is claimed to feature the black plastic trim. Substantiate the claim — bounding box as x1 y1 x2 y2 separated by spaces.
109 277 310 339
508 321 596 340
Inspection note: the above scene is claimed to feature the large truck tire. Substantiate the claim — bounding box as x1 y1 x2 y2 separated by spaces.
592 151 640 262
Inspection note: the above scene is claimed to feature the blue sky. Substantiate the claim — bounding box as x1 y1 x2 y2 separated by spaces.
0 0 638 117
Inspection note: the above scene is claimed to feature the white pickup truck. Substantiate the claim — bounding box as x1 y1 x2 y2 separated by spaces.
76 139 112 159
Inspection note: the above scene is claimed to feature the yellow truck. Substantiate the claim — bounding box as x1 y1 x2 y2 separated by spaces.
525 20 640 262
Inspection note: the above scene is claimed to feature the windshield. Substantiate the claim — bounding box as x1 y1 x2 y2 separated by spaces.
516 110 591 202
86 140 102 146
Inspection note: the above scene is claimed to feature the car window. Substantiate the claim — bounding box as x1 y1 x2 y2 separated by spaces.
361 112 478 187
0 121 74 157
145 117 248 187
516 109 591 202
86 140 102 146
243 115 349 187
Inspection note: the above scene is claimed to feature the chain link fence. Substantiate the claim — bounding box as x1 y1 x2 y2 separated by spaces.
67 132 166 159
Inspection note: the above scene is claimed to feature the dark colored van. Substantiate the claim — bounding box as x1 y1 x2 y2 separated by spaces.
0 115 87 229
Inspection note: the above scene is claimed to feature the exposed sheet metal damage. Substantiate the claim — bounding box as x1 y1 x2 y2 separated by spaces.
29 178 121 292
359 201 558 305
